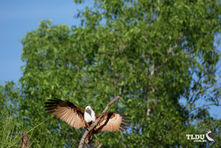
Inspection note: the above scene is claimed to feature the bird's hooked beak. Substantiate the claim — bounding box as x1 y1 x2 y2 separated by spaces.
86 108 91 116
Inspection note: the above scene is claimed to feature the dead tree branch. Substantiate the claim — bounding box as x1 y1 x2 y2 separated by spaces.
78 96 120 148
20 132 30 148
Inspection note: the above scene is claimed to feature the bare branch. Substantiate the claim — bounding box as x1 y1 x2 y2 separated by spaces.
78 96 120 148
20 132 30 148
97 143 102 148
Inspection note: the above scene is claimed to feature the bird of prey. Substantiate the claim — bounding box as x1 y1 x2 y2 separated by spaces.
45 99 128 144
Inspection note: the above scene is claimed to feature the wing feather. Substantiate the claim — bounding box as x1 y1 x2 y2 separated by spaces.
45 99 85 129
95 112 128 132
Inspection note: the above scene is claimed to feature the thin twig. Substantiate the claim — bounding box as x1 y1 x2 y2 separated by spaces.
78 96 120 148
120 131 127 148
97 143 102 148
26 118 51 134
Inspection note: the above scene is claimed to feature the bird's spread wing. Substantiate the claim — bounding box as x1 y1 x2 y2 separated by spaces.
45 99 85 129
95 112 128 132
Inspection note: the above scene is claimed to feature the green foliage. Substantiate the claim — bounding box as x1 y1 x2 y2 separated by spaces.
0 111 20 147
0 82 24 147
1 0 221 147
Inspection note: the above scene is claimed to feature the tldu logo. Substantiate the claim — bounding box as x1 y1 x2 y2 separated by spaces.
186 130 216 143
186 134 206 142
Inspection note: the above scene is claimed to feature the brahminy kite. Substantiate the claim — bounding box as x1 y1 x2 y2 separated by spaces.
45 99 128 144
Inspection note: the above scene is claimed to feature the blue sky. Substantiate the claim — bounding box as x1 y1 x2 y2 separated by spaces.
0 0 85 84
0 1 220 118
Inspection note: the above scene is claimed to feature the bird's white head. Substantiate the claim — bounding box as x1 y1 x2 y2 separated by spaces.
85 106 92 111
84 105 96 123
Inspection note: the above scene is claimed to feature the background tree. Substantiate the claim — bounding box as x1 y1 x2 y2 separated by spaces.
0 0 220 147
